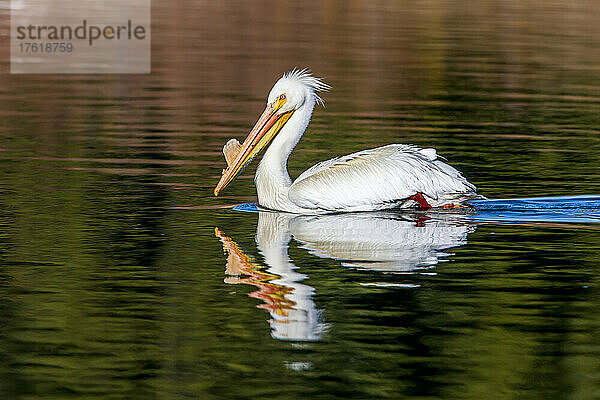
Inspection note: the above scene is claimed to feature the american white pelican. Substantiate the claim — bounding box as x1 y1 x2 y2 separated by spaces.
214 69 484 213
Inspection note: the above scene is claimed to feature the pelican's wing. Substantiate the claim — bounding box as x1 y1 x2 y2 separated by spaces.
288 144 481 210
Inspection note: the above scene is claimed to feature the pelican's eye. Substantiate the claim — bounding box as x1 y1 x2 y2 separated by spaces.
279 94 286 101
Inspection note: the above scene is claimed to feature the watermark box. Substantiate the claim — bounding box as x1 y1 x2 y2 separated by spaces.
10 0 151 74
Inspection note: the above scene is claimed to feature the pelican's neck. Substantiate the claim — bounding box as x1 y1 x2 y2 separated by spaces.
255 99 315 211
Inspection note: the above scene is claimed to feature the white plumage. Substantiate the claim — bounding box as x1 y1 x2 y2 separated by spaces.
289 144 480 211
216 69 484 213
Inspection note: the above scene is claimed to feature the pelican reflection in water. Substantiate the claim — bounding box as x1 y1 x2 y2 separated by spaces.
214 69 484 213
216 211 476 341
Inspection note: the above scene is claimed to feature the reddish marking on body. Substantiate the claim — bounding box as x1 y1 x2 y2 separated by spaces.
408 193 432 209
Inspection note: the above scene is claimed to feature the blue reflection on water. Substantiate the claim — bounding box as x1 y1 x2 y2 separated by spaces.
233 196 600 224
471 195 600 224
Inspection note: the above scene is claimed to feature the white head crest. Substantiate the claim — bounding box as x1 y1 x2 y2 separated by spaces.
268 68 330 109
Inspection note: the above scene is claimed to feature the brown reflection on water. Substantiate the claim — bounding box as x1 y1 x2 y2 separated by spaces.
1 0 600 203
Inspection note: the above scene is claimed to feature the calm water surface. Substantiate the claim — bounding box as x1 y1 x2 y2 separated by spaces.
1 1 600 399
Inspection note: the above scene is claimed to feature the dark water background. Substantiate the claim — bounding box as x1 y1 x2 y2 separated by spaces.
1 1 600 399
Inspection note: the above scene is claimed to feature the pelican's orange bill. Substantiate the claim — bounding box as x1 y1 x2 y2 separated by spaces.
214 96 294 196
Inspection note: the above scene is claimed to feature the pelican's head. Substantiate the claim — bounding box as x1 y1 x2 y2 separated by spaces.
214 68 329 196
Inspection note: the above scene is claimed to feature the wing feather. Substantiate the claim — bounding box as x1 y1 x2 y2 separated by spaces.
289 144 481 211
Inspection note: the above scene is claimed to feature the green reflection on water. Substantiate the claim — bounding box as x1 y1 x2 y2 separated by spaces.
1 0 600 398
